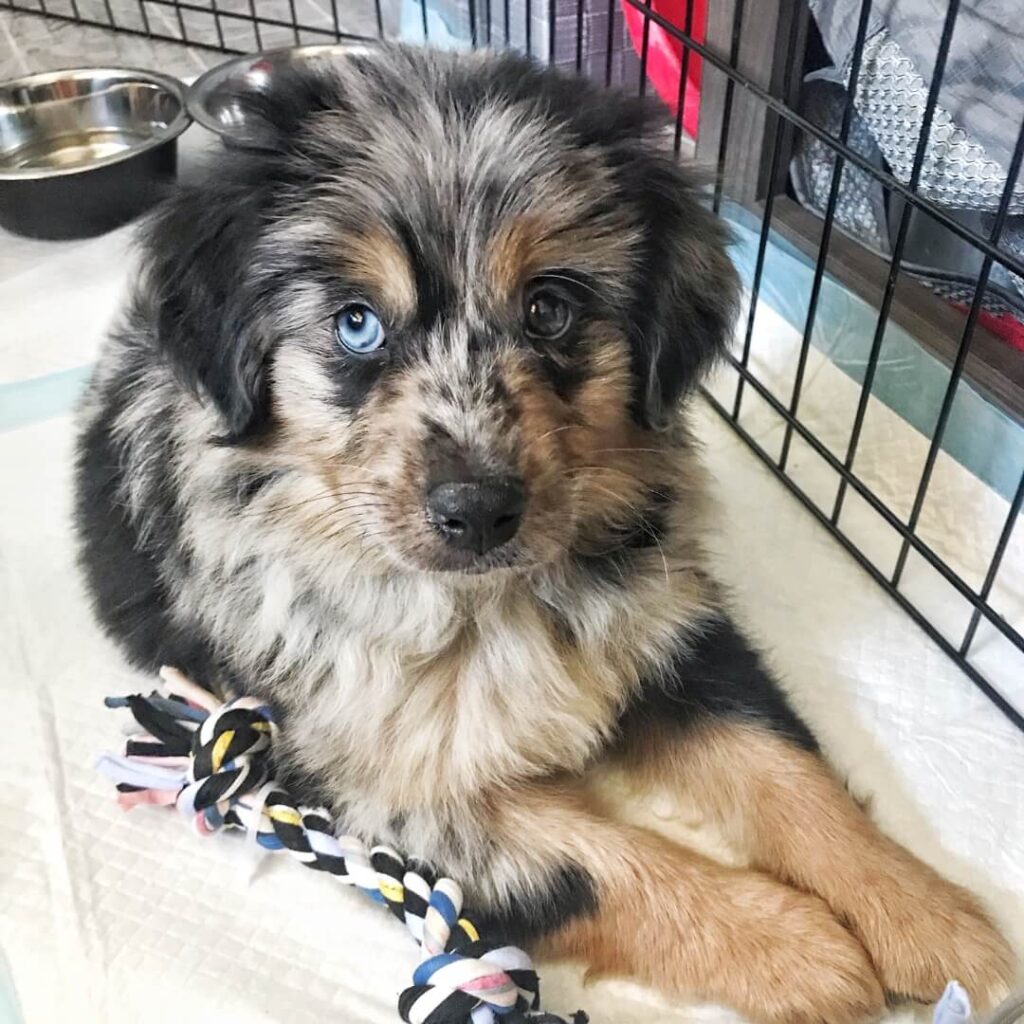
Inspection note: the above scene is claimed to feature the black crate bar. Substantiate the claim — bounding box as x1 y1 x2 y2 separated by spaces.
604 0 616 86
6 0 1022 731
777 0 873 471
3 0 379 52
890 115 1024 589
960 468 1024 656
704 384 1024 735
574 0 583 72
830 0 964 519
719 334 1024 657
710 0 745 215
636 0 651 97
670 0 693 157
209 0 225 52
729 5 804 420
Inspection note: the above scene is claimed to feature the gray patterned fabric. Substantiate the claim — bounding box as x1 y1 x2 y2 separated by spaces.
791 75 890 252
800 0 1024 315
995 218 1024 305
808 0 1024 204
851 29 1024 213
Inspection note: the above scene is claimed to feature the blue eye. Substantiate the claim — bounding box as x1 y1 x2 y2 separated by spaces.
335 304 385 354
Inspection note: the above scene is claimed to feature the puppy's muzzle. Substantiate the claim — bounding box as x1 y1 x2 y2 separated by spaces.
426 476 526 554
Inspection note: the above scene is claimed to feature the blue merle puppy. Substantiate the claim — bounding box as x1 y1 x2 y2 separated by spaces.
75 45 1013 1023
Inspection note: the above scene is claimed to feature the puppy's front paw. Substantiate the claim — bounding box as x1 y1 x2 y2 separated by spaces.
727 882 884 1024
758 931 884 1024
847 867 1014 1010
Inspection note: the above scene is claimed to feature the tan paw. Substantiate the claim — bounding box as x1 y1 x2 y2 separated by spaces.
844 868 1014 1010
726 880 885 1024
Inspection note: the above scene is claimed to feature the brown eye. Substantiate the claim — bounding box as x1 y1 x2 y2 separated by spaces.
524 286 572 340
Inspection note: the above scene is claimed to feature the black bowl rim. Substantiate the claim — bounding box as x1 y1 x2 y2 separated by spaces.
0 66 191 182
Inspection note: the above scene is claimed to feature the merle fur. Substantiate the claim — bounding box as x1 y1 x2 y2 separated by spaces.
73 48 782 949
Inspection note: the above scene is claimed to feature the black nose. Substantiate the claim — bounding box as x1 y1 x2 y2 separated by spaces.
426 477 526 554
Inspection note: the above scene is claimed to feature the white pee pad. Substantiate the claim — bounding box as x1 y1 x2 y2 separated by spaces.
1 215 1023 1024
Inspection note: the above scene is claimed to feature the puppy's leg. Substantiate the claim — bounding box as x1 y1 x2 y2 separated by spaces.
480 785 883 1024
618 614 1015 1008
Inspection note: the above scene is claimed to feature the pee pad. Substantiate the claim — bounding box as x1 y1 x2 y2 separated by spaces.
1 186 1023 1024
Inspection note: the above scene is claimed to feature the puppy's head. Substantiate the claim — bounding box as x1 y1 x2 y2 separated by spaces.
144 47 738 575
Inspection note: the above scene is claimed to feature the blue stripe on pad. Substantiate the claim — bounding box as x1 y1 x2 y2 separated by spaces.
0 365 92 433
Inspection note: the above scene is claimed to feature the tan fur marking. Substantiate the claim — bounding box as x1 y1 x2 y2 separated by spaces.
487 784 884 1024
570 327 633 431
569 332 668 537
485 215 639 302
338 229 417 320
623 723 1015 1008
487 216 545 298
500 324 678 546
498 352 570 482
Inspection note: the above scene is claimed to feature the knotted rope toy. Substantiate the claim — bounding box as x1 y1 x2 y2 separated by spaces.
97 666 586 1024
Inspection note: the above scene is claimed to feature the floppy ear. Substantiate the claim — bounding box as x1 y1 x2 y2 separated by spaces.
140 172 274 442
626 149 740 431
139 67 348 442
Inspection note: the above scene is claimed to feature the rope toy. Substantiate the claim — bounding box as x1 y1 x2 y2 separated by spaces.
97 666 587 1024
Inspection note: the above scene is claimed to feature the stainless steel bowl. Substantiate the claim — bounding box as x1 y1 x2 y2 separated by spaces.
187 43 376 148
0 67 191 240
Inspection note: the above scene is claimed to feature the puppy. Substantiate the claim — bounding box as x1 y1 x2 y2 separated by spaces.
75 45 1013 1023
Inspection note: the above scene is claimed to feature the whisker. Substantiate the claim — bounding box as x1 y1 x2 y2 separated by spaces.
588 447 666 457
241 487 383 520
574 477 672 587
530 423 577 447
584 480 646 517
560 465 672 501
317 521 394 546
539 271 603 298
303 501 387 534
515 422 581 462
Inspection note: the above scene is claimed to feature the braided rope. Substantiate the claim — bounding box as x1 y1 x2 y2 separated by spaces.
97 667 586 1024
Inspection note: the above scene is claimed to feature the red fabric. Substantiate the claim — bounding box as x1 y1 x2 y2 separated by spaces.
621 0 707 140
951 303 1024 353
978 310 1024 353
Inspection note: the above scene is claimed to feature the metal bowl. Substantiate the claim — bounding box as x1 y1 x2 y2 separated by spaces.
0 67 190 240
187 43 376 148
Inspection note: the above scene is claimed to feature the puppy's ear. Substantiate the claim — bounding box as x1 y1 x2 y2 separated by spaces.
140 169 273 442
626 147 740 431
139 69 347 442
233 64 351 152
